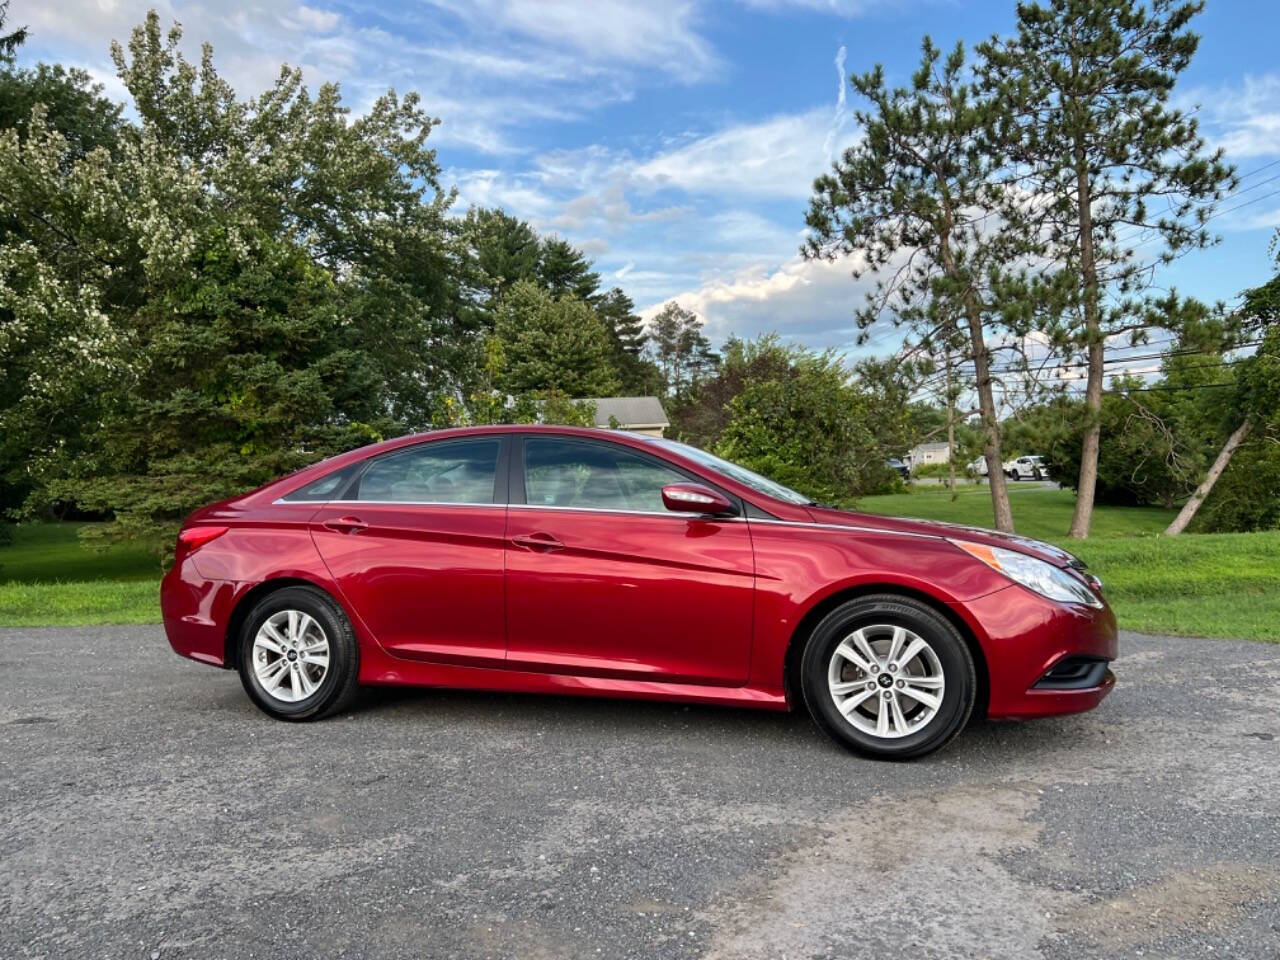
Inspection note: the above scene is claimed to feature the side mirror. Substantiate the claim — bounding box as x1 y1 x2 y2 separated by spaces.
661 483 738 518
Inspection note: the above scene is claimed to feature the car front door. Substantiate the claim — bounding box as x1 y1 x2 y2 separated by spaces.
504 435 755 686
310 435 508 666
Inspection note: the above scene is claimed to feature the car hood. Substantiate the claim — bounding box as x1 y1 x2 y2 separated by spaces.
804 505 1084 569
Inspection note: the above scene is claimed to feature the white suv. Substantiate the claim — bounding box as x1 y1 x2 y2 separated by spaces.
1005 455 1047 481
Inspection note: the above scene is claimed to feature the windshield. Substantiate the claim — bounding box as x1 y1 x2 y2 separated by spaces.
648 438 812 505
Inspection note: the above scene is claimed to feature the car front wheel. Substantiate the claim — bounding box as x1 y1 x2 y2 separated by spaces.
237 585 360 721
800 595 976 760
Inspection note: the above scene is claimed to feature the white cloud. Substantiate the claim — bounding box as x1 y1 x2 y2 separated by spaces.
1238 206 1280 231
451 168 559 219
634 108 853 198
1182 73 1280 160
22 0 352 99
17 0 664 155
419 0 719 82
291 5 342 32
639 255 879 350
737 0 882 12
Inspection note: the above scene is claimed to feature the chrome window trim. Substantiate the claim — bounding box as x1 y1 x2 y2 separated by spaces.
508 503 720 520
271 498 501 507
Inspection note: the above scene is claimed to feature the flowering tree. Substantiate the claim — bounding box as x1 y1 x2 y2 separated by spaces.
0 13 469 554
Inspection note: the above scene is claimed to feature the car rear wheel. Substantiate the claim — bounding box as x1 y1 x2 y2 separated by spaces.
237 585 360 721
800 595 976 760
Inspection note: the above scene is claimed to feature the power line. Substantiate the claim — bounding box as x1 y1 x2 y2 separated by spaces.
908 342 1261 385
1127 187 1280 251
1115 381 1236 393
1111 159 1280 246
985 342 1262 376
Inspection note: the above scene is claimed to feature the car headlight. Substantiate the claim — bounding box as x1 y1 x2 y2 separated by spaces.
951 540 1103 608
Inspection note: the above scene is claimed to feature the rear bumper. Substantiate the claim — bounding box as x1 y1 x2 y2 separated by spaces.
160 559 244 668
954 586 1118 720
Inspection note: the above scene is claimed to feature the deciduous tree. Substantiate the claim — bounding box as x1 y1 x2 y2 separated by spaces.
1165 256 1280 534
715 337 877 503
0 12 467 554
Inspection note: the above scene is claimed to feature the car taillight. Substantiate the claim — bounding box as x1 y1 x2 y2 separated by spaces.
176 525 228 557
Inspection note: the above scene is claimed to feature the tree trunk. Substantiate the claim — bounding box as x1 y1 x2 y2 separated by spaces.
1068 141 1102 540
937 229 1013 532
971 325 1014 532
945 350 957 497
1163 419 1251 536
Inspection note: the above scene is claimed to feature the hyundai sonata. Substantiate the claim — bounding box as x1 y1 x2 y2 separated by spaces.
161 425 1116 759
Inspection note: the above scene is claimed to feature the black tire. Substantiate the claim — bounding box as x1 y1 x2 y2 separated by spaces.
237 585 360 721
800 595 976 760
1032 468 1043 481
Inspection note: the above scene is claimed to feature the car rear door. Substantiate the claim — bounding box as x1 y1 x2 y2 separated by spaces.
310 435 509 667
504 435 755 685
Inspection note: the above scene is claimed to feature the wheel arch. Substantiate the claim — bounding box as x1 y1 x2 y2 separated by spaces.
782 583 990 719
224 576 339 669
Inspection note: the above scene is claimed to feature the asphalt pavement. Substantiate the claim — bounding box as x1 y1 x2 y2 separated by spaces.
2 626 1278 959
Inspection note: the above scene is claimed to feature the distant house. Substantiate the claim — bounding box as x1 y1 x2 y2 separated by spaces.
577 396 670 437
906 441 951 469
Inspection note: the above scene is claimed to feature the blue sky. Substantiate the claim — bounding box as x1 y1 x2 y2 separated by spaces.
18 0 1280 356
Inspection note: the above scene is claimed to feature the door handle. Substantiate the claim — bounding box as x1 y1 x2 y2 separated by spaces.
323 516 368 534
512 532 564 551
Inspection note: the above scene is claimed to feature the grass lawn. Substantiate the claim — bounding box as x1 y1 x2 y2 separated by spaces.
0 579 161 627
0 523 162 627
858 485 1280 643
858 484 1177 541
3 493 1277 641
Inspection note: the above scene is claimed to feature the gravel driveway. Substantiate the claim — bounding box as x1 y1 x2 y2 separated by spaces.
2 627 1278 959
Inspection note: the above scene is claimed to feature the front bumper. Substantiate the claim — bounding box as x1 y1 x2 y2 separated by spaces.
954 585 1118 720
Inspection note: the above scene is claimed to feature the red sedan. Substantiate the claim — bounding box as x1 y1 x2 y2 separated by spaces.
161 425 1116 759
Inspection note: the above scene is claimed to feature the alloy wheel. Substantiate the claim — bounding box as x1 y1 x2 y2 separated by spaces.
827 624 946 739
252 609 331 703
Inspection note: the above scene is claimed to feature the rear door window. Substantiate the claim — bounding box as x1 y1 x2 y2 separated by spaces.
355 439 501 504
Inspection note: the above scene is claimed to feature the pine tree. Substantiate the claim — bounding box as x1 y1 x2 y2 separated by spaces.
648 302 718 401
596 287 647 357
978 0 1234 538
462 208 541 307
0 2 27 64
493 281 620 398
804 38 1021 532
537 236 601 303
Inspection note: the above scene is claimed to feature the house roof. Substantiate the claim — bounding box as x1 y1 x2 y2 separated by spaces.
909 441 952 454
577 396 670 429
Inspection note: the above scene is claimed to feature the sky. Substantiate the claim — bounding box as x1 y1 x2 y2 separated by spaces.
15 0 1280 359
